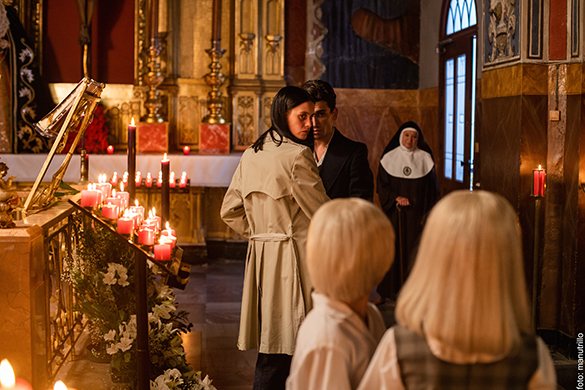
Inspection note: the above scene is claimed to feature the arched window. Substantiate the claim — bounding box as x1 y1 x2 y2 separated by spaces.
439 0 478 193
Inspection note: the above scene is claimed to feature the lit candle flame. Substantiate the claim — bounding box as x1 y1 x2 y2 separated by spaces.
131 118 135 126
135 199 139 207
120 182 125 192
163 153 168 161
166 221 171 230
0 359 16 387
54 380 68 390
538 165 542 170
112 189 117 197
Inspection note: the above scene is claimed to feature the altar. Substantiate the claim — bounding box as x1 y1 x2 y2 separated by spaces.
0 153 243 244
0 153 241 187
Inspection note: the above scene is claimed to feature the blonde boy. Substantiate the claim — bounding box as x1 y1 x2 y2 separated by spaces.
286 198 395 390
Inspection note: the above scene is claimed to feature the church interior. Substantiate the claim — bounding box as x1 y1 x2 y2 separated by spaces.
0 0 583 389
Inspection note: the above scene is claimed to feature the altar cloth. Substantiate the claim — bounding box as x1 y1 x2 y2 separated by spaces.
0 153 242 187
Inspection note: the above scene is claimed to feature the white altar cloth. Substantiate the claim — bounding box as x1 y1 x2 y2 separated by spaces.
0 153 242 187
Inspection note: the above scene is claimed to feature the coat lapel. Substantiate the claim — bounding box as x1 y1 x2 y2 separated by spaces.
320 130 353 192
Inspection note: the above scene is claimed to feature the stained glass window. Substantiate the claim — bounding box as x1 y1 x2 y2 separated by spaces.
446 0 477 35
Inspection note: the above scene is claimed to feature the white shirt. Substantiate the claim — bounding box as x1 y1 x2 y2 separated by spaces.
286 292 386 390
357 327 558 390
314 129 336 167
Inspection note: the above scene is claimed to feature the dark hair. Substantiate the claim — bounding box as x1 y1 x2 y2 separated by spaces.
302 79 336 111
252 86 314 152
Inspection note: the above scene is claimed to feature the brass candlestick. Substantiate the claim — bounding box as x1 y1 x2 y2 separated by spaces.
202 40 226 124
142 39 164 123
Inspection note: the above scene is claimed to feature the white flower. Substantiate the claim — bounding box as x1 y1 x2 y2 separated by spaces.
102 271 117 285
118 273 130 287
157 285 175 301
106 343 119 355
200 375 217 390
152 302 176 320
103 329 116 341
117 335 133 352
151 376 170 390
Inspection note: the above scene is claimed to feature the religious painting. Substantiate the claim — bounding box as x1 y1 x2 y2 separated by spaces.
484 0 520 66
318 0 420 89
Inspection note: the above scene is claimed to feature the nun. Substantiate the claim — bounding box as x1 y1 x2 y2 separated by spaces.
376 121 439 301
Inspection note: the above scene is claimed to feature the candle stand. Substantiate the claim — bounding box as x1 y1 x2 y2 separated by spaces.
68 196 186 390
531 166 546 330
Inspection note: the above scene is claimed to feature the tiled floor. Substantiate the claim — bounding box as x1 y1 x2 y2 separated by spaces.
56 258 256 390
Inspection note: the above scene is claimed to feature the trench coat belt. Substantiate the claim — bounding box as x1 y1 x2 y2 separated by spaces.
249 233 292 242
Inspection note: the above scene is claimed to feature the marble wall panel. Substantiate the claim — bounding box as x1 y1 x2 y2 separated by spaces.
558 94 582 335
482 64 548 99
0 225 44 387
334 88 439 198
479 96 522 205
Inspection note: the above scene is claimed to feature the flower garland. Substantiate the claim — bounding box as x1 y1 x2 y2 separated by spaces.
65 215 216 389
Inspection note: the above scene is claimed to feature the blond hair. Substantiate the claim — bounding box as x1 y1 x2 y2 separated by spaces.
307 198 395 302
396 190 532 357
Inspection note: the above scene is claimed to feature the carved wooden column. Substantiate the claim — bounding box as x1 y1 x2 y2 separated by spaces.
230 0 285 151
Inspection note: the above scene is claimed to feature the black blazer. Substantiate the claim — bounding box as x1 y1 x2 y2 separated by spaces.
318 129 374 201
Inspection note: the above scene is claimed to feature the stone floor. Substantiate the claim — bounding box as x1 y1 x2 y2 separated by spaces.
54 254 577 390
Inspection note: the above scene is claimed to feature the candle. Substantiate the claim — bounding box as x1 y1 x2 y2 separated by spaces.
80 184 100 207
96 174 112 199
149 0 159 41
105 189 123 210
135 171 142 187
151 208 161 230
179 172 187 188
211 0 221 41
101 203 119 220
54 380 68 390
128 119 136 203
533 165 546 196
117 182 130 209
161 153 170 226
138 227 155 245
161 234 177 249
122 172 129 187
110 172 119 187
169 172 176 188
145 172 153 187
141 219 158 232
117 212 135 235
154 240 172 261
161 221 176 237
0 359 33 390
183 145 190 155
107 145 114 154
129 199 145 224
157 171 162 188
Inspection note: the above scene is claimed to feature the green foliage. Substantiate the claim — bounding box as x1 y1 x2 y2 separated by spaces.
64 215 212 389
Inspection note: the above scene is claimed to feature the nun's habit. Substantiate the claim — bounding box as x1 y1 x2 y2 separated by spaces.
377 121 439 300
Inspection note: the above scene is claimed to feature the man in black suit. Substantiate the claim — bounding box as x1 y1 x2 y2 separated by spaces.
302 80 374 201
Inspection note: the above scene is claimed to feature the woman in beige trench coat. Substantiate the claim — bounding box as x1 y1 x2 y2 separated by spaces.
221 86 330 390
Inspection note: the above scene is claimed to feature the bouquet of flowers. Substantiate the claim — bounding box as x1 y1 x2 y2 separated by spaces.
64 216 216 389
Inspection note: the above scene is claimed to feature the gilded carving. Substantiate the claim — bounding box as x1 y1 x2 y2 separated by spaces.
306 0 327 80
487 0 517 62
236 96 255 147
263 96 273 131
178 96 202 145
238 33 255 74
